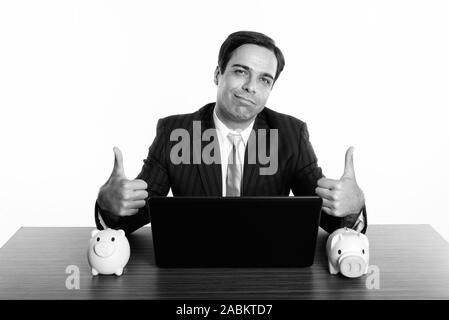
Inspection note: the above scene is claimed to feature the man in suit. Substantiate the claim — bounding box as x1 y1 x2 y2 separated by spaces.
95 31 367 235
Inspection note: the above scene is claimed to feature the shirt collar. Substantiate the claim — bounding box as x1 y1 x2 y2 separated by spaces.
212 105 255 146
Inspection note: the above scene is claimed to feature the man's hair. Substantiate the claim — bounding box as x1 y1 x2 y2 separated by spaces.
218 31 285 82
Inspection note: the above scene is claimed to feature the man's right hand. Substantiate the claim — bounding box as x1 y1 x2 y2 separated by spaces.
97 147 148 219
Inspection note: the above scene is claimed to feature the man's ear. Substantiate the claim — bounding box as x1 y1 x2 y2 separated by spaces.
214 66 220 85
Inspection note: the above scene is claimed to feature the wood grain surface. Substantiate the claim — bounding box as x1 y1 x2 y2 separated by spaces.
1 225 449 299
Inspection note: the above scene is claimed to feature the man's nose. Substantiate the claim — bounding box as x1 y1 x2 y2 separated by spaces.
242 75 257 94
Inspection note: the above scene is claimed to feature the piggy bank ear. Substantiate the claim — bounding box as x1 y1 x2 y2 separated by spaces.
117 229 125 238
331 233 343 248
91 229 100 238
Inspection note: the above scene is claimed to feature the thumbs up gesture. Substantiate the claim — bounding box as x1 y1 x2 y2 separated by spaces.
97 147 148 218
315 147 365 217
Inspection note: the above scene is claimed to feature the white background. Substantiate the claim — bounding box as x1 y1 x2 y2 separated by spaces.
1 0 448 247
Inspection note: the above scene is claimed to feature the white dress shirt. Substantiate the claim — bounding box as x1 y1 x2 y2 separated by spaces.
212 106 255 196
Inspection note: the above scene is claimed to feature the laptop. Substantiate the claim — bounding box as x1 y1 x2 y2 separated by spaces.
149 196 322 267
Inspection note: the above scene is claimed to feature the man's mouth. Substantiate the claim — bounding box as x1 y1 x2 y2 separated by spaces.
234 94 255 105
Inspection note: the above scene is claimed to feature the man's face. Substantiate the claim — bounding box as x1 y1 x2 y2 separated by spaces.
215 44 277 126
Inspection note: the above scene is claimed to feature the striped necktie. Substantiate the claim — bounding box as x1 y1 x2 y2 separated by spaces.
226 133 243 197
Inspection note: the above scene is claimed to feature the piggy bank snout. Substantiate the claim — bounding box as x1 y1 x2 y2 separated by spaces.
94 242 116 258
338 253 367 278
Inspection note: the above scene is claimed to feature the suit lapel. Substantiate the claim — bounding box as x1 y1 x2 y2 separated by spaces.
196 104 222 196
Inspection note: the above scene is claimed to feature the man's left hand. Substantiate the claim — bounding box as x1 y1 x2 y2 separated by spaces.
315 146 365 217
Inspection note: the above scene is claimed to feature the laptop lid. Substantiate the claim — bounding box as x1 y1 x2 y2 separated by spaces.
149 196 322 267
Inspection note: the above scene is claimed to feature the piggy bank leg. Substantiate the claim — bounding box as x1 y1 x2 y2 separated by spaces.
115 268 123 276
91 268 99 276
328 262 339 275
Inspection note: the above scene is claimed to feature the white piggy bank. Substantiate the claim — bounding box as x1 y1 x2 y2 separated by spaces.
326 227 369 278
87 228 130 276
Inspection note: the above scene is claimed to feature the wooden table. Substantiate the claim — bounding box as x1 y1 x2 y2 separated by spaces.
1 225 449 299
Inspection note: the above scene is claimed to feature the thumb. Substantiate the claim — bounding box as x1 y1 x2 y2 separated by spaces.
342 146 355 179
112 146 126 178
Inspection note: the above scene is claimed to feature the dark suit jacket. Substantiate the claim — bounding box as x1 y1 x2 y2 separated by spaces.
95 103 367 235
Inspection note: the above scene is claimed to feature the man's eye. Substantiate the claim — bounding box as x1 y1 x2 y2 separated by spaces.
234 69 246 75
261 78 272 86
